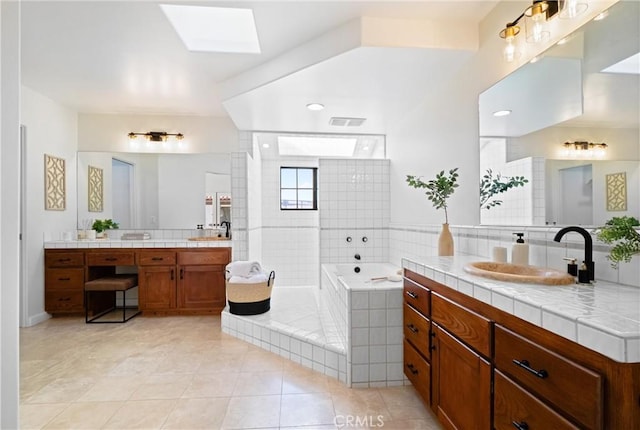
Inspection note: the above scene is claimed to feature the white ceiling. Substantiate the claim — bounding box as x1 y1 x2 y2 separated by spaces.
20 1 496 131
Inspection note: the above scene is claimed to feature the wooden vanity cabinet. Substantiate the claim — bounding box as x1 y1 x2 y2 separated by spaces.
431 292 492 430
403 268 639 430
403 278 432 406
137 251 177 311
45 247 231 316
44 250 85 313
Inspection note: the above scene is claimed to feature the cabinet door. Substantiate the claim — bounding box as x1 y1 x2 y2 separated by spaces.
178 265 226 311
138 266 176 310
432 324 491 430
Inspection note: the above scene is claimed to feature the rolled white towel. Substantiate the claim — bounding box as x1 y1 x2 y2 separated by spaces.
228 273 269 284
226 260 262 278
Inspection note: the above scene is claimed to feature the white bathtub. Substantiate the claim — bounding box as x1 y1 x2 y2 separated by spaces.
324 262 402 290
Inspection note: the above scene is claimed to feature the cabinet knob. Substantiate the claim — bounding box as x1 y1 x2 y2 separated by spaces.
512 359 548 379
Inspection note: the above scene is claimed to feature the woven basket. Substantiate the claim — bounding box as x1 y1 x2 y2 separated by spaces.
226 271 275 303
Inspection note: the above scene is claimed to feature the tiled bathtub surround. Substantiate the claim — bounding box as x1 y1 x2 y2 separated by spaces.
403 256 640 363
221 287 348 383
390 224 640 288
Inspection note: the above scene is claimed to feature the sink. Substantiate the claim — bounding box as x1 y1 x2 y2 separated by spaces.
463 261 575 285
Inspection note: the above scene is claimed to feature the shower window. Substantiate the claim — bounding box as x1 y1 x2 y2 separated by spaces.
280 167 317 210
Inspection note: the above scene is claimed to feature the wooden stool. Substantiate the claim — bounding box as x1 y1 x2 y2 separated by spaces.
85 274 140 323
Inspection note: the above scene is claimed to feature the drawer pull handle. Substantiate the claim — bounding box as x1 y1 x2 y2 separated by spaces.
513 359 548 379
58 277 71 281
406 324 419 334
405 291 418 299
57 258 71 262
406 363 419 375
151 257 164 261
180 268 184 280
105 257 117 262
512 421 529 430
171 269 174 281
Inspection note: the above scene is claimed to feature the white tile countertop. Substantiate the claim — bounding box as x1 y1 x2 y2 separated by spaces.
44 239 232 249
402 255 640 363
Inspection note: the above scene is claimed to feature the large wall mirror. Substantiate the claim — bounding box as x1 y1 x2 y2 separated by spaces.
77 152 231 230
479 1 639 226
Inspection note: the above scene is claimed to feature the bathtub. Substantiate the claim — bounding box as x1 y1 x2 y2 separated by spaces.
326 263 403 290
320 262 405 387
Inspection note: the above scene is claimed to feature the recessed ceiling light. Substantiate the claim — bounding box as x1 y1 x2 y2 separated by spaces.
160 4 260 53
362 146 369 151
262 143 270 148
306 103 325 111
557 38 568 45
530 56 540 63
593 10 608 21
493 110 512 117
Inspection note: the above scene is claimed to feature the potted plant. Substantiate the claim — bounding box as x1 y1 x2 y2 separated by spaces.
594 216 640 268
406 168 459 256
92 219 119 239
479 169 528 210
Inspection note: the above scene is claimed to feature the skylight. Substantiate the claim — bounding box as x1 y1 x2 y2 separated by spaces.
278 136 357 157
601 52 640 75
160 4 261 54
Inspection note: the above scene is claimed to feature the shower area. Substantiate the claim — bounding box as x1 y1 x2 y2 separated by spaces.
221 131 405 387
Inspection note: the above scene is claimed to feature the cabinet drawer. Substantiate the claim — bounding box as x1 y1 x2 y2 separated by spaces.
45 289 84 313
431 292 491 358
404 339 431 405
178 249 230 265
494 370 578 430
495 325 602 430
403 303 430 357
45 268 84 290
403 279 430 316
87 251 135 266
137 251 176 266
45 251 84 267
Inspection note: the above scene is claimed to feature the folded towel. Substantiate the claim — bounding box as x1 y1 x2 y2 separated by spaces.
226 261 262 278
228 273 269 284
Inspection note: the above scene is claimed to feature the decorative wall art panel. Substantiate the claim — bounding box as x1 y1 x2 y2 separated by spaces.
44 154 66 211
88 166 104 212
606 172 627 212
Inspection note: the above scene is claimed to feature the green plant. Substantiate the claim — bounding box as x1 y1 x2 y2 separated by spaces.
594 216 640 268
92 219 119 233
406 168 459 224
480 169 528 210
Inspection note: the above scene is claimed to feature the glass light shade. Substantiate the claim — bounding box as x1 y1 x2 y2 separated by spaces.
560 0 588 19
525 7 550 43
499 24 521 62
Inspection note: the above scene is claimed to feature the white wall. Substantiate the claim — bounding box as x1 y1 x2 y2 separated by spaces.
77 113 239 153
1 1 21 426
21 86 79 326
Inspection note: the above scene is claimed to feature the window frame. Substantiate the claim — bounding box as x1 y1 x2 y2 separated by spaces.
280 166 318 211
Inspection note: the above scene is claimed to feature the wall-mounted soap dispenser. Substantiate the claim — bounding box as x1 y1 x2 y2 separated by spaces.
511 233 529 265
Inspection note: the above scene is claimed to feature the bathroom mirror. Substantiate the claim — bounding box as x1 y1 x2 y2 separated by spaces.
77 152 231 230
478 0 639 226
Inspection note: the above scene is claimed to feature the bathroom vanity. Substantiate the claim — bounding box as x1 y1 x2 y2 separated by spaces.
403 257 640 430
45 244 231 316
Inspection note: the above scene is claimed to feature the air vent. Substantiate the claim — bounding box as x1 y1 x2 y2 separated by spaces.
329 117 366 127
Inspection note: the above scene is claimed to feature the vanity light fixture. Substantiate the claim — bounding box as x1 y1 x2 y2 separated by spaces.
563 141 608 157
306 103 325 111
499 1 562 61
559 0 588 19
128 131 184 142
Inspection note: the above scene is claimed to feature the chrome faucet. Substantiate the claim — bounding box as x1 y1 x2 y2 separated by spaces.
553 226 594 281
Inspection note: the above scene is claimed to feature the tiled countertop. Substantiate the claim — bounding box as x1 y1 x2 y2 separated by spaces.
402 255 640 363
44 239 232 249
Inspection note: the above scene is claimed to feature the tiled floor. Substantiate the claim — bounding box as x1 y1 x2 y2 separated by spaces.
20 315 442 429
